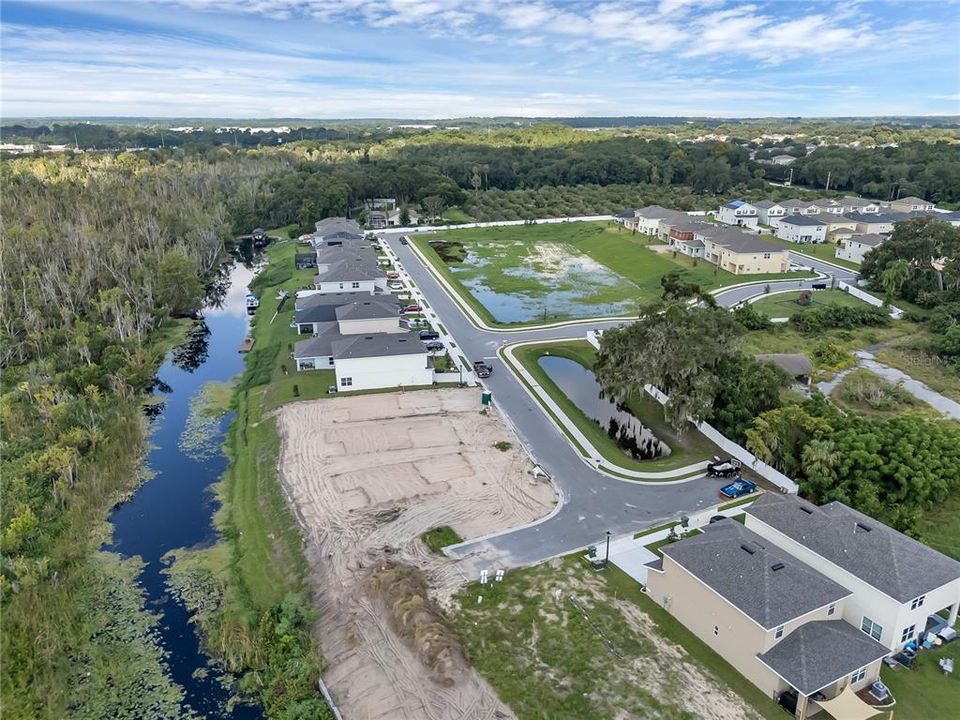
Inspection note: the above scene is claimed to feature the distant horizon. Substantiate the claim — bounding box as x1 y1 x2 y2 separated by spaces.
3 1 959 118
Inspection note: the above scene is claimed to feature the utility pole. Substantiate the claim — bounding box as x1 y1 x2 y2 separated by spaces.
160 129 165 149
604 530 612 567
825 171 831 192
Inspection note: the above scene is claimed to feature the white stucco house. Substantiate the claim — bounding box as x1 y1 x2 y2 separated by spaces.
332 334 432 391
752 200 787 225
775 215 829 244
629 205 689 236
745 494 960 653
835 234 886 265
717 200 759 227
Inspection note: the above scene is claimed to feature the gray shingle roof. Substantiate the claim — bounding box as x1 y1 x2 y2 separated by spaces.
752 200 780 209
745 493 960 602
332 334 426 360
779 200 813 210
757 621 889 696
293 322 343 359
779 215 829 227
709 230 786 254
846 211 912 224
669 220 715 233
335 299 400 321
755 354 813 377
314 217 363 239
314 259 386 283
635 205 681 219
661 520 850 629
847 233 886 247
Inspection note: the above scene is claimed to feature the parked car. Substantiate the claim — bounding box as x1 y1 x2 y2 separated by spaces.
386 271 400 279
419 330 440 341
388 281 404 290
399 236 409 245
706 459 740 479
720 479 758 499
402 305 422 313
424 341 444 352
708 515 728 524
473 360 493 378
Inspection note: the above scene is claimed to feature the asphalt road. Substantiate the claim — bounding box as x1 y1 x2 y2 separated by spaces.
379 234 857 576
380 232 730 575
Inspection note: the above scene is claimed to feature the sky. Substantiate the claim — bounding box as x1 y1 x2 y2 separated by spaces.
2 0 960 119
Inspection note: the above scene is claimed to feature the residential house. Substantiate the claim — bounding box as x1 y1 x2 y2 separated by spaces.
810 198 847 215
771 154 796 165
752 200 787 226
717 200 759 227
313 261 388 294
745 493 960 653
367 210 388 229
835 234 887 264
840 197 880 214
313 217 365 245
778 199 816 216
615 209 639 225
937 211 960 228
888 196 935 213
697 228 790 274
331 334 432 391
775 216 829 244
845 211 912 235
667 220 713 258
813 215 860 242
646 520 888 719
365 197 397 211
628 205 689 236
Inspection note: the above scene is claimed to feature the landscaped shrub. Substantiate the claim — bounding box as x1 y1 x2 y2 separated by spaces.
789 305 889 334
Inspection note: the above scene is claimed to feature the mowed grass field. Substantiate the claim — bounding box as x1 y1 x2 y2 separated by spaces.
417 221 813 326
749 288 870 317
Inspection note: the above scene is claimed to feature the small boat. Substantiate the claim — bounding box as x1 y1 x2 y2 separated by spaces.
245 293 260 313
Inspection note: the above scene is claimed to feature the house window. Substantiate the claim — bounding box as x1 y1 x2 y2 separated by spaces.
901 625 916 644
351 282 361 289
340 377 353 387
713 625 719 635
775 625 785 639
850 666 867 684
910 595 926 610
328 357 335 366
338 283 344 289
861 616 883 642
828 603 836 616
763 253 771 259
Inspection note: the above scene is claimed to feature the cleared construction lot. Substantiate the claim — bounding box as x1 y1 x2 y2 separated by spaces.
277 388 555 720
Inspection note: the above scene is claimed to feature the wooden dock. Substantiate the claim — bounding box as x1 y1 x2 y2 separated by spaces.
238 337 255 353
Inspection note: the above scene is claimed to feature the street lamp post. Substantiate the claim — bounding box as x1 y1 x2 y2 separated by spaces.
605 530 612 568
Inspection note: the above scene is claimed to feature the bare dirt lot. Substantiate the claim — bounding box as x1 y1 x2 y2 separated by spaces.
276 388 556 720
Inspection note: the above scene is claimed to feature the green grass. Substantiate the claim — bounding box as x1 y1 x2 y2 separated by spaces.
447 555 785 720
718 495 760 511
441 207 475 223
761 236 861 271
420 526 464 554
415 221 813 328
266 224 298 241
874 342 960 403
646 529 702 558
829 368 929 418
749 288 871 317
510 340 718 474
737 319 919 358
880 623 960 720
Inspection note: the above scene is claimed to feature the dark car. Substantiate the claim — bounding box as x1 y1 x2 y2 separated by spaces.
419 330 440 341
720 479 758 499
473 360 493 378
403 305 422 313
424 341 444 352
708 515 728 524
399 236 409 245
706 459 741 479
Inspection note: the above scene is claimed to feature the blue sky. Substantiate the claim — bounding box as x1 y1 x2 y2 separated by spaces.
2 0 959 118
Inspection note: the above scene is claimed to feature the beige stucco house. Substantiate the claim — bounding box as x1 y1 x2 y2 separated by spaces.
696 227 790 274
647 519 889 719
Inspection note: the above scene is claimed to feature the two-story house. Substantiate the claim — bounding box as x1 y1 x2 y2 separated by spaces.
647 520 889 719
667 220 714 258
696 228 790 274
775 215 829 244
840 197 880 214
629 205 689 236
745 494 960 653
717 200 759 227
778 200 816 216
835 234 886 264
752 200 787 226
888 196 936 213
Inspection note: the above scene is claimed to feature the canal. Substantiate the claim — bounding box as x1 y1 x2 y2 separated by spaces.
105 261 264 719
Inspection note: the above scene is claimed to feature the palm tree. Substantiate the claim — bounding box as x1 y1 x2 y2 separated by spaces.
881 259 910 301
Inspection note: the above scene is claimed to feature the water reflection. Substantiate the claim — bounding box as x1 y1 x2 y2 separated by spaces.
538 355 669 460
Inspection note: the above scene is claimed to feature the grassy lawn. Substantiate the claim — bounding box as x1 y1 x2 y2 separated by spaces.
737 320 919 358
880 624 960 720
828 368 935 419
917 492 960 561
415 221 813 327
447 555 785 720
875 340 960 403
510 340 718 474
441 206 475 223
750 288 871 317
761 236 861 271
420 526 463 554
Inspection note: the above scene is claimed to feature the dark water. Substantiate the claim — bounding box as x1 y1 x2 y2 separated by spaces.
538 355 669 460
105 262 263 719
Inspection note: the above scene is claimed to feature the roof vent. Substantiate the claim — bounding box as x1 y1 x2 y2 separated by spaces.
799 506 813 514
740 544 757 555
855 522 872 533
771 562 785 572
